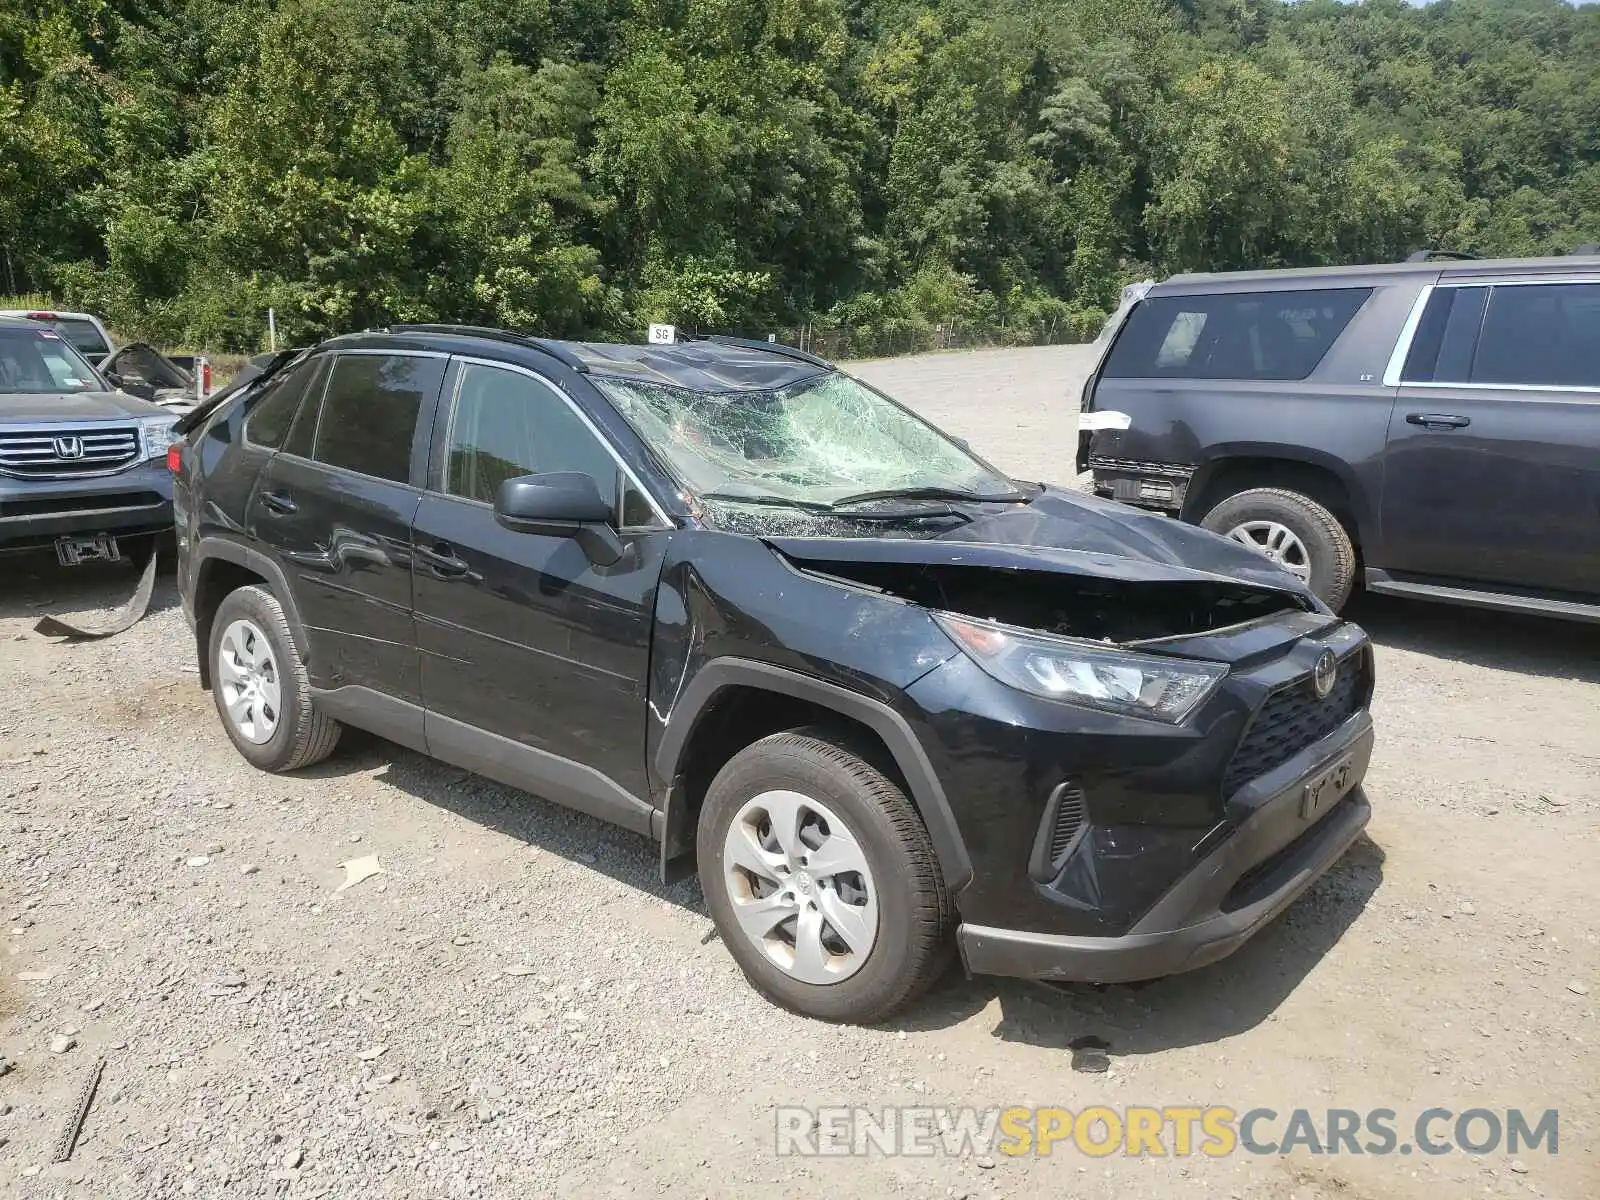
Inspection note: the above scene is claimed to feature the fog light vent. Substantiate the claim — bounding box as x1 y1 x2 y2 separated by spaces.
1029 781 1089 882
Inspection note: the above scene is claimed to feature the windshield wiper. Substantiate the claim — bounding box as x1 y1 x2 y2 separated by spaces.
700 491 835 512
699 490 973 524
828 486 1030 509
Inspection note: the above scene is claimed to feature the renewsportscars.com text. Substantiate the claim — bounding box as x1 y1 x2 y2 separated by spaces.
774 1105 1559 1159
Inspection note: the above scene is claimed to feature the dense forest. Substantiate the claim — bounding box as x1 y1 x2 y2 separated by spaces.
1 0 1597 353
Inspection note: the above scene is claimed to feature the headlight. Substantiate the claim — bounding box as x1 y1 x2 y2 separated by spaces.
934 613 1228 724
139 416 179 460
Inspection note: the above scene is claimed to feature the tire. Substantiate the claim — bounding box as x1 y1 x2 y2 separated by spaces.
1200 487 1357 611
697 728 951 1024
208 584 341 772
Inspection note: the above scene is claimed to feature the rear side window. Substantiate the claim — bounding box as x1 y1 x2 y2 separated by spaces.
54 318 109 359
1402 282 1600 388
311 353 443 484
1103 288 1372 381
244 357 321 448
1473 283 1600 387
1400 287 1488 384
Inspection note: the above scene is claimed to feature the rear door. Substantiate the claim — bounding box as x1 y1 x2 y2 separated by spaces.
1379 279 1600 595
247 350 446 714
411 358 670 812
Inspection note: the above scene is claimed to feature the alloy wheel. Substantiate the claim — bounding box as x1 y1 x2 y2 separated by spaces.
1226 519 1313 581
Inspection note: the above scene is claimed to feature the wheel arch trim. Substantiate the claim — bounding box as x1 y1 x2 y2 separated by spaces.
192 538 309 686
1183 447 1371 544
655 658 973 892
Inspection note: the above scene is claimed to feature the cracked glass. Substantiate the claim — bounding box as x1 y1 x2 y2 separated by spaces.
593 372 1014 507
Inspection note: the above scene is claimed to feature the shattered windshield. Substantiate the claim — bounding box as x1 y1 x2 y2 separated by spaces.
593 372 1016 507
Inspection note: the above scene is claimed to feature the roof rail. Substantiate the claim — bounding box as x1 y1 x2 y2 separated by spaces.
1404 249 1479 263
384 324 589 372
1571 243 1600 256
698 333 835 371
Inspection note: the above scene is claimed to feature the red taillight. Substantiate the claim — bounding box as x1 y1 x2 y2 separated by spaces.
201 361 212 393
166 444 183 474
25 310 57 321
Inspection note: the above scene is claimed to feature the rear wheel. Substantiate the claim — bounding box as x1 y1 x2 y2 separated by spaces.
1200 487 1357 611
697 728 951 1024
208 585 341 772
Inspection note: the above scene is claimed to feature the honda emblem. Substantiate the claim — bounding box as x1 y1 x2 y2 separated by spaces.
53 436 84 459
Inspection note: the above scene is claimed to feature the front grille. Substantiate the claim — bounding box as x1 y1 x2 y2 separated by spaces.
0 427 140 477
1223 653 1366 796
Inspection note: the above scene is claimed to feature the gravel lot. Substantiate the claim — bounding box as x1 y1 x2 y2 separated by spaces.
2 344 1596 1199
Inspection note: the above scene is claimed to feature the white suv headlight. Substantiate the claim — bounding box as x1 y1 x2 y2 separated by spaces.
139 415 179 460
934 612 1228 724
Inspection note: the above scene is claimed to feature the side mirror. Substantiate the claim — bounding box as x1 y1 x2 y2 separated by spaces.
495 472 624 566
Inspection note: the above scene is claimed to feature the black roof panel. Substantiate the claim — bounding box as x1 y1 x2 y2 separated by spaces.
322 326 830 392
554 339 826 391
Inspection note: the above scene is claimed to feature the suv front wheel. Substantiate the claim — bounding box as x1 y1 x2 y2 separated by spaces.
1200 487 1357 610
208 584 342 772
697 728 951 1023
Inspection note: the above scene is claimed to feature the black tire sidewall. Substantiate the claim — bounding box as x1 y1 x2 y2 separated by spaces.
1201 490 1354 608
208 587 302 771
698 739 933 1022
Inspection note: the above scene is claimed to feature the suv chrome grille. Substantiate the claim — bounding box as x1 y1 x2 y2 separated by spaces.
0 427 140 477
1223 653 1367 797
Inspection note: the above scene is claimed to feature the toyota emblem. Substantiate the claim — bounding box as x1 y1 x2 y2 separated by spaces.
1311 650 1338 699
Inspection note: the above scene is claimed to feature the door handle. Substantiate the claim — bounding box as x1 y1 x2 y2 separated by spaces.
1405 412 1471 430
260 490 297 515
415 542 469 577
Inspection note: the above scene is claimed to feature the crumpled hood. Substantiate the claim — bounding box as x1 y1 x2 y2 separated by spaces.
0 389 169 423
767 486 1319 601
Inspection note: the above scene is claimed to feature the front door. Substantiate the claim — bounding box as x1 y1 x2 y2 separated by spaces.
1379 280 1600 595
411 359 670 822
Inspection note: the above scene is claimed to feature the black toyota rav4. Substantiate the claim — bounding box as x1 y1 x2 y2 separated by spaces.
172 326 1375 1023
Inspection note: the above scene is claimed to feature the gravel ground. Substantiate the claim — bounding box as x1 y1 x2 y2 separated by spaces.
1 343 1597 1199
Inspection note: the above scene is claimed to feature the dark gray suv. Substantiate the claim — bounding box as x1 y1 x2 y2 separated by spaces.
1078 253 1600 621
0 318 179 564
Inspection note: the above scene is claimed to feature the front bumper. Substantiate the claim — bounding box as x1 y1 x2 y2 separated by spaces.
958 711 1374 983
0 460 174 551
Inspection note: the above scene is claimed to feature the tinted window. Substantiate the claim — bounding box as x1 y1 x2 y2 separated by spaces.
55 318 109 358
312 354 442 483
444 364 653 524
244 357 320 448
1472 283 1600 388
1401 286 1489 384
1104 288 1372 381
282 359 329 459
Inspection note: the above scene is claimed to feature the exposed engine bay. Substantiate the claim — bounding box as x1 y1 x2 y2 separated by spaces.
790 558 1305 643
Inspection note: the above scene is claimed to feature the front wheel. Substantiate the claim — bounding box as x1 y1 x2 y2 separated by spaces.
1200 487 1357 611
697 729 951 1024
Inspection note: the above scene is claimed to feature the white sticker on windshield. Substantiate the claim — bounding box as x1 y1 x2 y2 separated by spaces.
1079 410 1132 431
